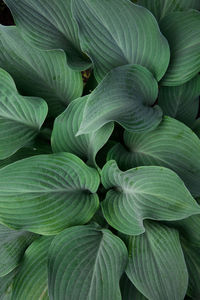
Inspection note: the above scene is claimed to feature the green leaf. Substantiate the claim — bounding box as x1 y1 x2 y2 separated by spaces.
120 274 147 300
77 65 162 135
0 26 83 116
136 0 200 21
0 153 100 235
12 236 53 300
51 96 114 167
192 118 200 138
0 224 35 277
126 221 188 300
158 74 200 126
160 10 200 86
0 268 18 300
108 116 200 197
48 224 128 300
4 0 91 70
101 160 200 235
72 0 170 82
0 68 48 160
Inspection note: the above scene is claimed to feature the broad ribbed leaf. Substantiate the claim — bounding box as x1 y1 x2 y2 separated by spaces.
0 68 47 160
48 224 128 300
0 26 83 116
160 10 200 86
136 0 200 21
0 224 35 277
12 236 53 300
158 75 200 126
126 221 188 300
77 65 162 135
120 274 147 300
4 0 90 70
51 96 114 167
0 153 100 235
108 116 200 197
101 161 200 235
0 269 18 300
72 0 170 82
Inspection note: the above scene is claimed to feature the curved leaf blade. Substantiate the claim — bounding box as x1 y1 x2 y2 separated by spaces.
108 116 200 197
126 221 188 300
51 96 114 167
72 0 170 82
0 26 83 116
101 161 200 235
77 65 162 135
48 224 128 300
0 153 100 235
4 0 91 70
0 268 18 300
120 274 147 300
0 224 35 277
11 236 53 300
160 10 200 86
0 68 47 159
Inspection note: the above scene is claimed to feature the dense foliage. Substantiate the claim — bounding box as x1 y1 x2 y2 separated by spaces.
0 0 200 299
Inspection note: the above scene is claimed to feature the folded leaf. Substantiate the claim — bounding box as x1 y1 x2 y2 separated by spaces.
108 116 200 197
126 221 188 300
72 0 170 82
0 68 47 160
0 268 18 300
0 26 83 116
48 224 128 300
0 224 35 277
120 274 147 300
160 10 200 86
51 96 114 167
12 236 53 300
158 74 200 126
77 65 162 135
4 0 91 70
0 153 100 235
136 0 200 21
101 161 200 235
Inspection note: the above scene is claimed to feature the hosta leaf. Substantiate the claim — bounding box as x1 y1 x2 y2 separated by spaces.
77 65 162 135
0 68 47 160
0 26 83 116
51 96 114 167
136 0 200 21
0 224 35 277
120 274 147 300
4 0 90 70
126 221 188 300
101 161 200 235
48 224 128 300
160 10 200 86
158 75 200 126
72 0 170 82
108 116 200 197
0 269 18 300
181 240 200 299
0 153 100 235
12 236 53 300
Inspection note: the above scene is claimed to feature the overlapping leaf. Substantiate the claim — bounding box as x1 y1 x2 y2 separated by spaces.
158 75 200 126
0 26 83 116
0 224 35 277
120 274 147 300
0 153 100 235
0 68 48 159
160 10 200 86
108 116 200 197
126 221 188 300
11 236 53 300
4 0 90 70
48 224 128 300
0 268 18 300
77 65 162 135
136 0 200 21
72 0 170 82
101 160 200 235
51 96 114 167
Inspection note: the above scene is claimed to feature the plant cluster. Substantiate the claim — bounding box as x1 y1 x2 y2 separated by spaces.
0 0 200 299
